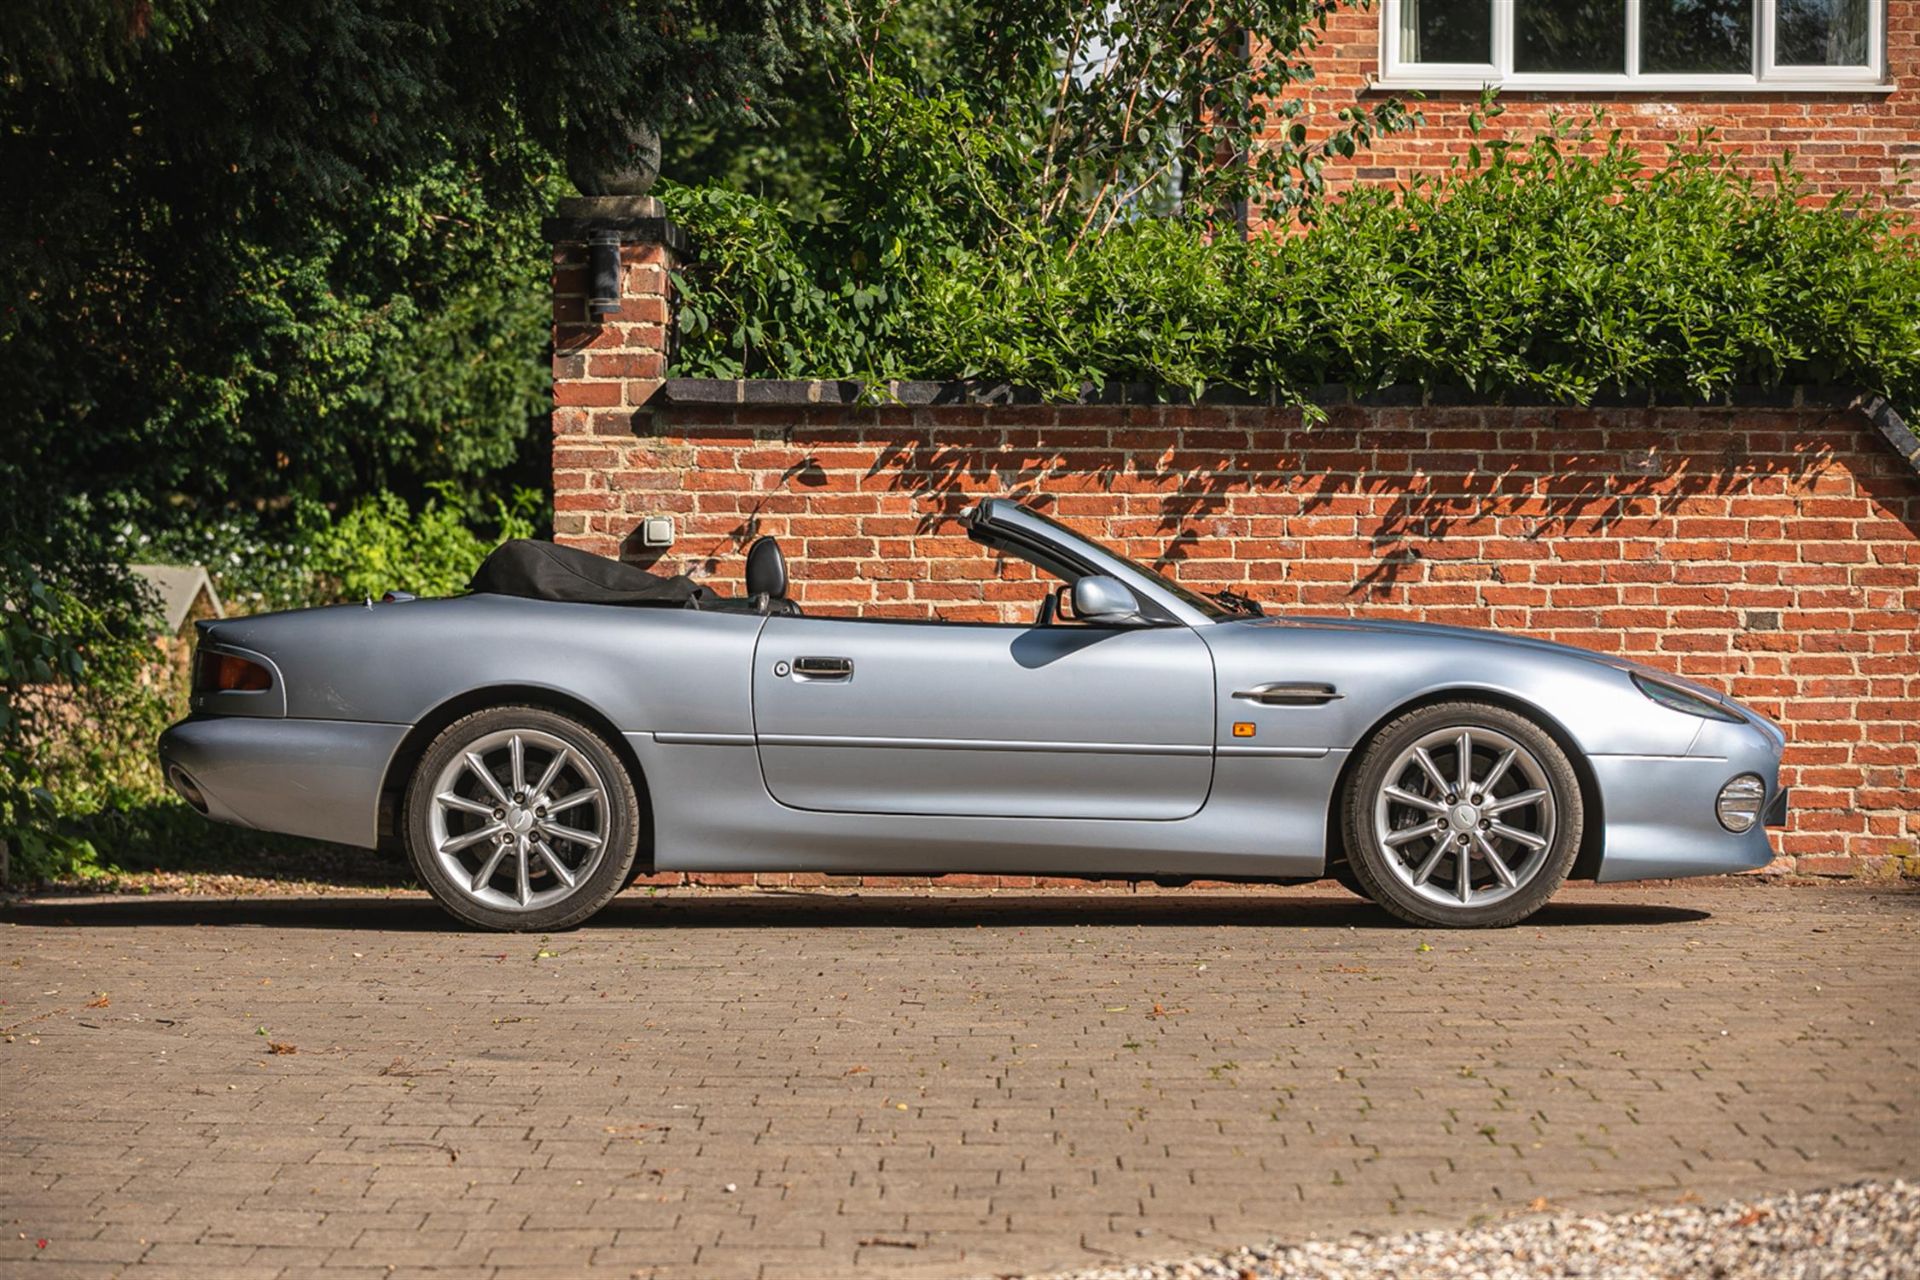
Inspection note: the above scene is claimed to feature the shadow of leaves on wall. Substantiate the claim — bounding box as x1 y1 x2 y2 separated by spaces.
640 404 1899 628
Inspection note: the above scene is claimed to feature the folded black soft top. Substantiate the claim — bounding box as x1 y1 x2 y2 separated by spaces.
470 539 715 607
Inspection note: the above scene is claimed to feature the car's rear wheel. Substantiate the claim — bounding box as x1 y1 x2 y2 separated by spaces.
1343 701 1582 928
405 706 640 931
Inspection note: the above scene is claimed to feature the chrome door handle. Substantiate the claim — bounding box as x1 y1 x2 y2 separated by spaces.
1233 681 1342 706
791 656 853 680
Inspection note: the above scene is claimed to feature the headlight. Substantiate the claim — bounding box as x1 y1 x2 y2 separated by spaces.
1716 775 1766 832
1631 671 1743 723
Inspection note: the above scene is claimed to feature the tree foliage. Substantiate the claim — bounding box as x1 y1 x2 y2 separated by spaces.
0 0 821 874
665 0 1419 379
0 0 820 540
811 0 1412 244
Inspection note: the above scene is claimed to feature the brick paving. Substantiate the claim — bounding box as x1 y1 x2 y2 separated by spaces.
1 882 1914 1279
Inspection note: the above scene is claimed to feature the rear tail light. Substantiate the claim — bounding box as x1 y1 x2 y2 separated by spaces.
197 650 272 693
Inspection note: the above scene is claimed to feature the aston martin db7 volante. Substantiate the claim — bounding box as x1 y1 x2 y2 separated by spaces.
160 499 1786 930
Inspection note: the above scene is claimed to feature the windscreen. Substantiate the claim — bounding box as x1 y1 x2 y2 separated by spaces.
1004 507 1235 621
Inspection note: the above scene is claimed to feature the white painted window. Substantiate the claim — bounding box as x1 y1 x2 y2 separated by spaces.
1377 0 1889 92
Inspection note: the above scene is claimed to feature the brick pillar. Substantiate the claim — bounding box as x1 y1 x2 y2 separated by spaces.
544 196 685 558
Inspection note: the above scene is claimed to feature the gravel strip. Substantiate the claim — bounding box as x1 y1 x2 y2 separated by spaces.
1040 1181 1919 1280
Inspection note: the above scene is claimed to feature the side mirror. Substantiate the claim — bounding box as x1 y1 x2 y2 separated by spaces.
1072 575 1146 626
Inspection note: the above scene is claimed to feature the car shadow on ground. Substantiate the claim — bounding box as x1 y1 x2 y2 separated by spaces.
0 891 1709 932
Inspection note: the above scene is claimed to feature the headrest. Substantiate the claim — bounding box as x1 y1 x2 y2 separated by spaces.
745 537 787 600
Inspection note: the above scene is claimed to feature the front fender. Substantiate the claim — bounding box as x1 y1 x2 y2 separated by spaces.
1201 617 1785 883
1199 618 1703 758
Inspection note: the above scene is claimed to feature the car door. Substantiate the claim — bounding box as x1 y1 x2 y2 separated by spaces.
750 616 1216 819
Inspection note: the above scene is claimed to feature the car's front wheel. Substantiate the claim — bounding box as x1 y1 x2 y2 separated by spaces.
1342 701 1583 928
404 705 641 931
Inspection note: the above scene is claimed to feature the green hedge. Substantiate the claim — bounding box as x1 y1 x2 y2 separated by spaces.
666 127 1920 411
1 488 538 886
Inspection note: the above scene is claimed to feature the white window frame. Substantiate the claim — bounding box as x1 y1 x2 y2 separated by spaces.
1377 0 1890 93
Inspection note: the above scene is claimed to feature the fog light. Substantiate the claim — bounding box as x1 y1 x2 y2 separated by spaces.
1716 774 1765 833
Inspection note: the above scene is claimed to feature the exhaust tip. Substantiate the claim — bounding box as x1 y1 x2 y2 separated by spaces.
167 765 209 814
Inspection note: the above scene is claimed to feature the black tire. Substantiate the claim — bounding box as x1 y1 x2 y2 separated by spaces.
404 705 641 931
1323 854 1369 898
1342 700 1583 929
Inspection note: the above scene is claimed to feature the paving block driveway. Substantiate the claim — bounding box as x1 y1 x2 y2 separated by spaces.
2 883 1915 1279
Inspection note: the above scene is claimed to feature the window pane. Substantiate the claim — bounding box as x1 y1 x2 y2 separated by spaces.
1642 0 1753 73
1514 1 1627 73
1776 0 1871 66
1399 0 1492 64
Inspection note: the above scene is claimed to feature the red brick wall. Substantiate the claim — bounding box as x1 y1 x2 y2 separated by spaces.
553 388 1920 878
550 240 673 423
1268 2 1918 213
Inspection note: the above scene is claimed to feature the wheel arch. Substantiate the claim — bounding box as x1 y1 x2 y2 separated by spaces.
1323 686 1605 881
376 684 654 869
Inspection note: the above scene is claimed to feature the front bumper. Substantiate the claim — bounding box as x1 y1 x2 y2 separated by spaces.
159 715 409 849
1589 718 1785 883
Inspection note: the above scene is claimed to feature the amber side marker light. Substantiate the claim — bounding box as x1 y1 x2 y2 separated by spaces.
198 650 272 693
1232 722 1257 738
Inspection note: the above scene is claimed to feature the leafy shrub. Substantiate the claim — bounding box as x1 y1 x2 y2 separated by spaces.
130 481 544 617
2 487 538 886
664 183 870 380
131 512 327 616
309 483 540 602
307 483 545 602
666 119 1920 413
0 550 171 883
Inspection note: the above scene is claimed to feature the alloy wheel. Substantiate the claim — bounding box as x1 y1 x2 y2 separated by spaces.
426 727 608 913
1370 725 1557 910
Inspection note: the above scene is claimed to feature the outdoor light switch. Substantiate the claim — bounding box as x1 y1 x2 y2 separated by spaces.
640 516 675 548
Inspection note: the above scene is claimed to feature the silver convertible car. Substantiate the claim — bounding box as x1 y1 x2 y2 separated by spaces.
160 499 1787 931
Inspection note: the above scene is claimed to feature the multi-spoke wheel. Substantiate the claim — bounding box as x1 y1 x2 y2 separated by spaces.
405 706 640 931
1343 701 1583 928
